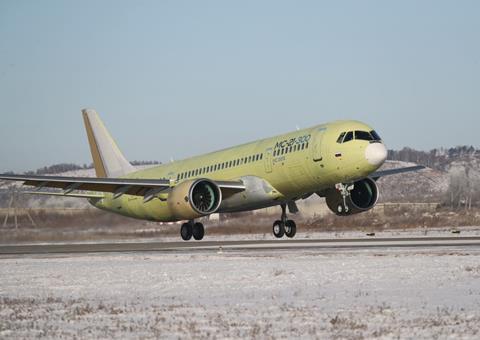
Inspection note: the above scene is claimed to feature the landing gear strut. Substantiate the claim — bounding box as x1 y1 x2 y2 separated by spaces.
335 183 354 214
272 203 297 238
181 221 204 241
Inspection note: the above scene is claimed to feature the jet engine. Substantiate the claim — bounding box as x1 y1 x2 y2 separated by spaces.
167 179 222 220
324 178 379 216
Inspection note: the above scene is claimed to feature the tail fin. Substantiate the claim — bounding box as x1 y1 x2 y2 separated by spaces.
82 109 135 178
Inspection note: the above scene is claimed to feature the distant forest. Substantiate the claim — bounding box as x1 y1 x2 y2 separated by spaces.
388 146 479 171
23 160 162 175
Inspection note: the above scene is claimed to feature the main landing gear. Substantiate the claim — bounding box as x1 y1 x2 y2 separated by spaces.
273 203 297 239
180 221 204 241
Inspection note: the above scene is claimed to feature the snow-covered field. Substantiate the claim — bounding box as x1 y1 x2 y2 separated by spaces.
1 247 480 339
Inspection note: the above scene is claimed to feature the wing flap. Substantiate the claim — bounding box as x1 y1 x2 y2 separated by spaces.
24 191 105 199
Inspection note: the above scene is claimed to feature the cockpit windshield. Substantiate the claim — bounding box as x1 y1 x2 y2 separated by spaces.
355 131 373 141
336 130 382 143
370 130 382 141
343 131 354 143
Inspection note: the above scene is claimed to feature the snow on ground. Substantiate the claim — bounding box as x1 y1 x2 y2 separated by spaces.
1 247 480 339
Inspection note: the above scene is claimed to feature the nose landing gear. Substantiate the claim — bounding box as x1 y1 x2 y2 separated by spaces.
272 203 297 238
180 221 205 241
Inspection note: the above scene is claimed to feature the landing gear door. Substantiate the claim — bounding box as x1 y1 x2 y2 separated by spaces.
312 128 326 162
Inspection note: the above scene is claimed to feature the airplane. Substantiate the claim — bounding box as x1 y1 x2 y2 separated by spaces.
0 109 423 241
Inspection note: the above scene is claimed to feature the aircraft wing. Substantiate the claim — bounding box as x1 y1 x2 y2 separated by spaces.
370 165 425 180
0 174 245 202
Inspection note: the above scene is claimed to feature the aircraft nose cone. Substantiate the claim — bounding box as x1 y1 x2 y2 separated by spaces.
365 143 387 166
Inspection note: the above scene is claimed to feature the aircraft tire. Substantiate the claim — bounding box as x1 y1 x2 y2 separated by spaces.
273 220 285 238
285 220 297 238
181 223 193 241
192 222 205 241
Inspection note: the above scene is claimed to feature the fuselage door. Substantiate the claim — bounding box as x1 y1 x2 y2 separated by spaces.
264 148 273 173
312 128 326 162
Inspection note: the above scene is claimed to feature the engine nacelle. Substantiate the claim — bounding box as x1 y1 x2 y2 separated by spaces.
167 179 222 220
325 178 379 216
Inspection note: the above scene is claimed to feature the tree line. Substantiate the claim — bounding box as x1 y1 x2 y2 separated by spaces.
388 146 480 209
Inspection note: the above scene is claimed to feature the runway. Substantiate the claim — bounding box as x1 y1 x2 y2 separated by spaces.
1 236 480 255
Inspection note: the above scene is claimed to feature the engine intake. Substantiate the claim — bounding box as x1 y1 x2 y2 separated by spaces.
167 179 222 220
325 178 379 216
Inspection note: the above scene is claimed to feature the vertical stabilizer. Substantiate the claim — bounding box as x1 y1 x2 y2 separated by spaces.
82 109 135 178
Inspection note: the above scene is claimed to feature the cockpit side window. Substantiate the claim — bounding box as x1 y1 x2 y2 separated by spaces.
354 131 374 141
370 130 382 141
343 131 354 143
336 132 346 143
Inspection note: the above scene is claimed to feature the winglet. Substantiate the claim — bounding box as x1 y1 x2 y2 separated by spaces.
82 109 135 178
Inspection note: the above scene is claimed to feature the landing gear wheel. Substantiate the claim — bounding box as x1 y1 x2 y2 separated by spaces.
192 222 205 241
284 220 297 238
180 222 193 241
273 220 285 238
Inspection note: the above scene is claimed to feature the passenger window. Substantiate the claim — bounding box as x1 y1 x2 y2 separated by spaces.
343 131 353 143
355 131 373 141
337 132 346 143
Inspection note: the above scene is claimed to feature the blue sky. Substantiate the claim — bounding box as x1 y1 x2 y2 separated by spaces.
0 0 479 172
